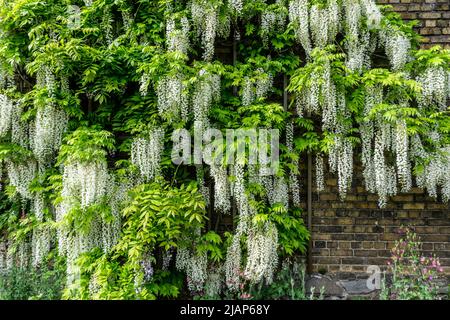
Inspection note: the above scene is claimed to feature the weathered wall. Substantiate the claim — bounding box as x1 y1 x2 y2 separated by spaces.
378 0 450 48
308 161 450 276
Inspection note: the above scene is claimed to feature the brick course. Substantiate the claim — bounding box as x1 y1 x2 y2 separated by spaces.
378 0 450 48
307 161 450 276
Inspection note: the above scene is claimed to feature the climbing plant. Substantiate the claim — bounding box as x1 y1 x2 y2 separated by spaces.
0 0 449 300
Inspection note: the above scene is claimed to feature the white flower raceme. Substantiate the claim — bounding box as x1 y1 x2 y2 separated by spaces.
6 160 37 200
228 0 243 15
62 162 109 208
271 176 289 209
381 29 411 71
193 71 221 123
328 136 353 199
310 0 340 48
288 0 311 54
122 10 133 32
196 166 210 206
32 105 68 163
210 164 231 213
224 235 242 291
344 0 361 43
204 265 223 297
244 222 278 285
176 246 208 292
315 154 325 192
11 103 29 149
361 0 382 30
417 66 448 110
416 146 450 202
131 128 165 181
373 128 397 207
395 119 411 192
261 10 276 47
0 242 6 271
0 94 14 137
31 225 51 267
191 0 218 61
156 73 189 120
286 121 301 206
166 17 190 55
242 77 255 106
255 69 273 99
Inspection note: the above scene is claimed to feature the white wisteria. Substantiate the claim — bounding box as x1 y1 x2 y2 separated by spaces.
417 66 448 110
32 105 68 163
131 128 165 181
156 74 189 120
244 222 278 285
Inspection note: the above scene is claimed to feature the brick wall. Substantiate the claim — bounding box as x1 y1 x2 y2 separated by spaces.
308 162 450 276
378 0 450 48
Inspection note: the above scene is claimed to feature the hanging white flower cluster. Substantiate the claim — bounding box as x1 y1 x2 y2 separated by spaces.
102 7 114 45
11 102 29 149
166 17 190 55
255 68 273 100
381 28 411 71
122 10 133 32
36 66 57 97
296 59 339 129
191 0 218 61
315 154 325 192
224 235 242 292
131 128 165 181
61 162 109 208
196 166 210 206
31 225 51 267
0 94 14 137
0 241 6 271
156 74 189 119
286 121 301 206
361 0 382 30
416 146 450 202
368 124 396 207
32 105 68 163
328 136 353 199
175 246 208 292
343 0 361 43
271 176 289 208
361 85 383 193
6 160 37 200
204 265 223 297
395 119 412 192
228 0 243 15
193 70 221 124
416 66 449 110
241 69 273 106
242 77 255 107
261 10 276 47
243 222 278 285
288 0 311 54
210 164 231 213
310 0 340 48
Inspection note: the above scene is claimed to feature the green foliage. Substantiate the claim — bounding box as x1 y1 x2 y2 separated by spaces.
57 126 115 165
0 251 66 300
67 179 208 300
380 227 444 300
